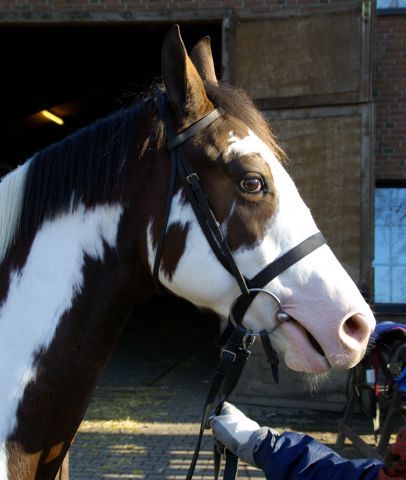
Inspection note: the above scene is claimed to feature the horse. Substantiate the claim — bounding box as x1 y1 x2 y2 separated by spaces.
0 25 375 480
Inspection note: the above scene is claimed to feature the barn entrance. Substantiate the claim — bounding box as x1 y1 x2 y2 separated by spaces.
0 22 222 174
229 0 376 400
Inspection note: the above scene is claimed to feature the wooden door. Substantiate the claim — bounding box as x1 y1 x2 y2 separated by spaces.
231 0 374 293
231 2 375 400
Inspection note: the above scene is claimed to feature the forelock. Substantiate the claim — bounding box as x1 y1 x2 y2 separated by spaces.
204 82 285 162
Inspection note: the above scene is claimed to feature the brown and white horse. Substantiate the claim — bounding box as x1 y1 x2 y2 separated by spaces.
0 26 375 479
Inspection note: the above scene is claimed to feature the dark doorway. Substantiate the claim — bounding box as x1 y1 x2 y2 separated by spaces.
0 22 222 175
0 20 223 382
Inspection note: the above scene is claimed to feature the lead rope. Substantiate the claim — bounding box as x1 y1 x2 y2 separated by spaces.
185 325 254 480
190 311 291 480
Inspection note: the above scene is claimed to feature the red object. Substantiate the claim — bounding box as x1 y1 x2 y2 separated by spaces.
378 426 406 479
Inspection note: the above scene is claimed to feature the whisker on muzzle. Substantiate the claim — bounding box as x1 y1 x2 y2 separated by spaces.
302 371 330 394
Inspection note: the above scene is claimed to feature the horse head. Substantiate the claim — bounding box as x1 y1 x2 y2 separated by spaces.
148 25 375 374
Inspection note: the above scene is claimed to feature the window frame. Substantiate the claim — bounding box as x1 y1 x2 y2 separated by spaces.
374 180 406 316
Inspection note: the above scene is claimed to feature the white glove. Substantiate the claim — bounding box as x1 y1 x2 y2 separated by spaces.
210 402 278 466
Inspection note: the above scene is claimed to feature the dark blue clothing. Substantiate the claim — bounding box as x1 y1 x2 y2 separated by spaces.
254 431 383 480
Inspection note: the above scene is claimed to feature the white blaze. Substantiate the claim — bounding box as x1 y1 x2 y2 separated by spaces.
0 204 122 478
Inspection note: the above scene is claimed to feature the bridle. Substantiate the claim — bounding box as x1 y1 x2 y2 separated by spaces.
153 102 327 479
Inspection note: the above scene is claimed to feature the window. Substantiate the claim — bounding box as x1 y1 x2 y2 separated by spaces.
374 185 406 307
377 0 406 8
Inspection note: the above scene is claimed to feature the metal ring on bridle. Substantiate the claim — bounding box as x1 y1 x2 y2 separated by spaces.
229 288 291 337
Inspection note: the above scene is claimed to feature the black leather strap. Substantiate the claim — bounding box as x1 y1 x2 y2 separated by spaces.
153 154 177 294
214 443 222 480
231 232 326 323
176 155 250 296
260 329 280 384
251 232 325 288
223 451 239 480
157 101 249 296
185 326 252 480
153 106 227 294
214 444 239 480
167 109 222 150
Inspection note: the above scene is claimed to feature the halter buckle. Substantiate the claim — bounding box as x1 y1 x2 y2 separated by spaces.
186 172 199 184
221 349 236 363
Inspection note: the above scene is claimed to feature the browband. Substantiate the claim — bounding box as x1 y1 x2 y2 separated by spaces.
166 108 222 151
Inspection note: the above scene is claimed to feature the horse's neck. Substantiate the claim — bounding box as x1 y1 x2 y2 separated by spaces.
0 202 149 480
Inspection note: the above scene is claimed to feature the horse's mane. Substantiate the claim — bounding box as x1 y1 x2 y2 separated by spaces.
0 83 282 265
0 96 153 265
0 162 31 263
20 101 150 239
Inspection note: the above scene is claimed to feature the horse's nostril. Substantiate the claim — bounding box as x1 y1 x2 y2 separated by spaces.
343 314 370 344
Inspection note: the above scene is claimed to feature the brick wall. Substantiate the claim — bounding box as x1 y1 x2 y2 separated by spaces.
0 0 353 16
374 13 406 180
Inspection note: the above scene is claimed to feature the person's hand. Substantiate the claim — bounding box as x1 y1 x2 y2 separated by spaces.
210 402 278 466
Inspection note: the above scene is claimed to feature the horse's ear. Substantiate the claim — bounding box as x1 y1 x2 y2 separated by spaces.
161 25 213 119
190 36 218 85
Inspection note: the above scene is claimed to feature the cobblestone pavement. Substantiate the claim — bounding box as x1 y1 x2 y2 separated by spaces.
69 302 386 479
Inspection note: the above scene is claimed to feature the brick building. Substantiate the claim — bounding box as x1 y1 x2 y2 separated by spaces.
375 10 406 181
374 1 406 313
0 0 404 386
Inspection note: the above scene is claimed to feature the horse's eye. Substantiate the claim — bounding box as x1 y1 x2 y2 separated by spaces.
239 177 264 194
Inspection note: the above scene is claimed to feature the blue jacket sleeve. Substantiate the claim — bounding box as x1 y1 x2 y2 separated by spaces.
254 430 383 480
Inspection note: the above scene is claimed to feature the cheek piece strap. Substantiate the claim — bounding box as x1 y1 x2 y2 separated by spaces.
154 99 327 480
